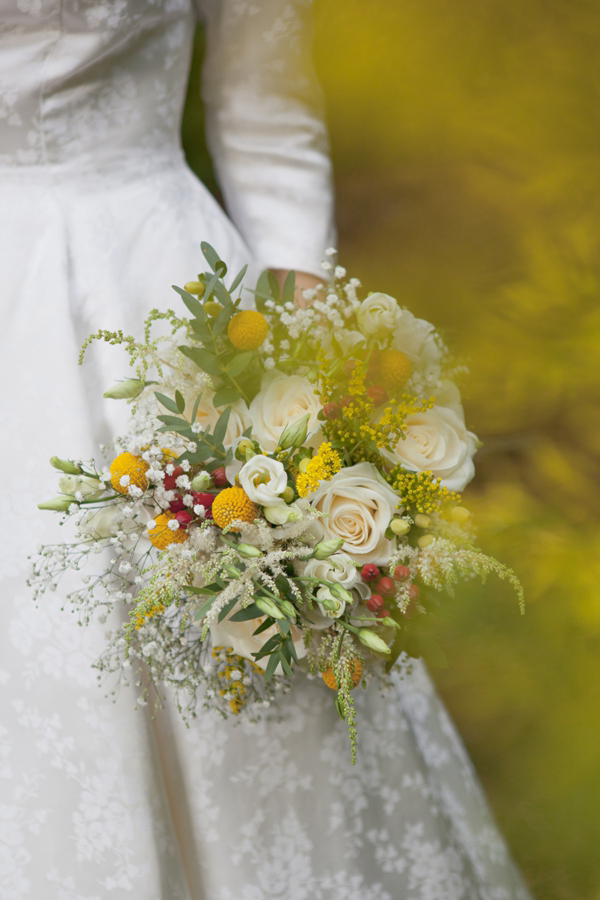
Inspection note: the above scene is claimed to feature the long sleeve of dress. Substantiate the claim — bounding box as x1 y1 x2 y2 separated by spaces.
195 0 335 276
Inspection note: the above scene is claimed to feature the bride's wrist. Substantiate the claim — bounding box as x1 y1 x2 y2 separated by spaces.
270 269 325 309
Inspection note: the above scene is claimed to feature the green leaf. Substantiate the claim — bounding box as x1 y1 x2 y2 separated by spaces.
267 271 281 301
202 271 221 304
178 345 222 377
229 264 248 295
201 241 220 272
263 652 280 683
279 654 293 677
217 596 239 623
193 595 217 620
278 618 291 635
226 352 254 379
186 582 222 595
253 634 281 658
189 319 214 344
254 271 272 311
191 391 203 423
172 285 205 318
156 414 187 428
175 391 185 414
252 616 275 635
155 392 180 414
230 603 263 622
284 634 299 664
282 270 296 306
213 406 232 448
212 303 231 337
213 386 241 407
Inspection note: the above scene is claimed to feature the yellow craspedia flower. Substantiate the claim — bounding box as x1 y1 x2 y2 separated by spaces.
227 310 269 350
379 349 411 391
148 512 187 550
322 658 363 691
212 486 259 531
110 452 149 494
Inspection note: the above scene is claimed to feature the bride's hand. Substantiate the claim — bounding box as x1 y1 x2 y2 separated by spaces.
270 269 324 310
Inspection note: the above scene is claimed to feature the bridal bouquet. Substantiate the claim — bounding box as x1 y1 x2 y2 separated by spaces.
30 244 522 760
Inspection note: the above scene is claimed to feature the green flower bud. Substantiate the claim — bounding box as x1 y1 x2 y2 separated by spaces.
306 369 319 384
223 564 242 579
357 628 391 655
50 457 82 475
450 506 471 524
184 281 205 296
38 495 76 512
237 542 263 559
255 596 286 620
278 598 297 619
418 534 435 549
414 513 430 529
328 582 354 604
390 518 410 536
204 300 222 317
382 616 401 630
235 439 256 461
312 538 345 560
280 485 295 503
103 378 146 400
279 413 310 450
190 471 213 491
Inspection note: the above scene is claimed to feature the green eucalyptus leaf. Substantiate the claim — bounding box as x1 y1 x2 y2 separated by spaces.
282 270 296 306
213 406 232 448
263 652 280 684
217 596 239 623
155 392 180 414
230 603 263 622
201 242 220 272
175 390 186 414
226 352 254 378
229 264 248 295
213 386 241 407
172 285 204 318
178 345 222 376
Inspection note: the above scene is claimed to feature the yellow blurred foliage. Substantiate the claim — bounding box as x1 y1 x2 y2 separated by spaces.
184 3 600 894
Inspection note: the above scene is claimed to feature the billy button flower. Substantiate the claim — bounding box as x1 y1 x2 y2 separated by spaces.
370 348 411 393
322 657 363 690
109 452 149 494
148 512 187 549
227 310 269 350
211 486 259 531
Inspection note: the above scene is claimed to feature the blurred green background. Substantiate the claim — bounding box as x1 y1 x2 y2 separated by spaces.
183 4 600 896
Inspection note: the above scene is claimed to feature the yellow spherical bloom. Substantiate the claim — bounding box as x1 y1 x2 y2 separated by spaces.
379 349 411 391
109 452 149 494
148 512 187 550
212 486 259 531
322 658 363 690
227 310 269 350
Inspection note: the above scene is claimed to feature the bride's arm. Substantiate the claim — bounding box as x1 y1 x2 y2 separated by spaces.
195 0 335 284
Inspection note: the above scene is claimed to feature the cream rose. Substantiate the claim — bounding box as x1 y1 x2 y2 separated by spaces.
249 372 322 453
210 612 307 672
310 462 399 564
191 393 251 449
357 293 403 337
392 308 442 378
238 455 287 508
388 405 477 492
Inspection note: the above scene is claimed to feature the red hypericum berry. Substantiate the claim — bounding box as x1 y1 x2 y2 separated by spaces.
344 358 356 377
375 577 395 599
361 563 381 583
376 607 391 619
163 465 184 490
366 593 385 613
367 385 388 406
408 583 420 601
169 494 186 513
340 395 354 408
394 565 411 581
174 511 194 530
211 467 228 488
192 491 214 509
322 401 340 420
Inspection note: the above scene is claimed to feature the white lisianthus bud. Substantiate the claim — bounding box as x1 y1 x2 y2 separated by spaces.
263 505 302 525
38 495 76 511
382 616 401 630
278 413 310 450
236 543 263 559
190 471 213 491
224 564 242 578
316 586 346 619
328 582 354 605
50 457 82 475
58 474 104 500
255 596 286 620
357 628 391 654
103 379 146 400
312 538 345 559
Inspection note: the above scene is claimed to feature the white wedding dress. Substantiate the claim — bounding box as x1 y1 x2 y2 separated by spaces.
0 2 533 898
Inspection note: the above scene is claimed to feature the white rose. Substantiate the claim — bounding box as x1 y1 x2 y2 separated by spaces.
310 462 399 565
191 393 251 449
249 372 322 453
388 405 478 492
239 455 287 508
392 308 442 378
357 293 403 337
322 329 365 358
210 611 307 672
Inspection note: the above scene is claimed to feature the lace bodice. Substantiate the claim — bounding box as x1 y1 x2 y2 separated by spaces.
0 0 334 273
